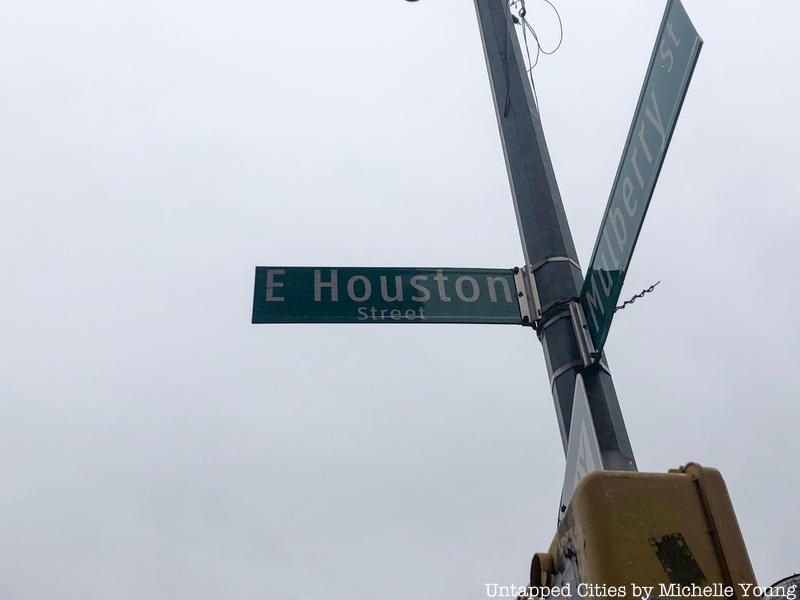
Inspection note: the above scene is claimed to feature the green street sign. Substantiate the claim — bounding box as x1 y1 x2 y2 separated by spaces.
580 0 702 350
252 266 524 324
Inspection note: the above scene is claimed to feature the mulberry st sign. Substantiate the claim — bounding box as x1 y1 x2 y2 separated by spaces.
252 267 526 325
580 0 702 351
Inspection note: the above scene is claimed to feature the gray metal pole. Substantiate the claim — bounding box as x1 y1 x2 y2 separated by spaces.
473 0 636 472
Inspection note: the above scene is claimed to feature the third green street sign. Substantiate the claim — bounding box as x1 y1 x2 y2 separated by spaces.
252 266 525 325
580 0 702 351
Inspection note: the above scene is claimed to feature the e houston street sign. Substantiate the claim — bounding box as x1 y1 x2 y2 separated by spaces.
252 266 526 325
580 0 702 350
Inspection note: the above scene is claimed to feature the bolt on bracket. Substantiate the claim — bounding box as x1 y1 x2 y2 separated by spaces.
568 300 600 366
513 265 539 326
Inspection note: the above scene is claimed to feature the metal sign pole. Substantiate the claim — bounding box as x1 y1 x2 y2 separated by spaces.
472 0 636 471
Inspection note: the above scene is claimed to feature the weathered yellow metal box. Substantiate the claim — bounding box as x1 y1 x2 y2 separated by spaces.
529 464 756 598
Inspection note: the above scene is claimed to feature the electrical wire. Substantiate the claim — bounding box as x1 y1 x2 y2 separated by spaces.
509 0 564 72
520 9 540 110
508 0 564 111
521 0 563 57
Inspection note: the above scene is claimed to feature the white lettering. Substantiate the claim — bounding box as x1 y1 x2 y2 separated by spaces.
610 207 628 253
455 276 480 302
379 275 404 302
630 146 645 190
622 176 638 216
409 275 431 302
433 270 451 302
346 275 371 302
666 21 681 48
659 39 674 72
645 90 667 152
314 269 338 302
637 120 653 164
584 276 604 331
360 306 427 321
265 269 285 302
631 584 655 600
602 230 619 270
597 251 615 295
487 276 512 303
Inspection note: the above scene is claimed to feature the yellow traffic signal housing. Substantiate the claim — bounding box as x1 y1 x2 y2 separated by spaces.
528 463 756 597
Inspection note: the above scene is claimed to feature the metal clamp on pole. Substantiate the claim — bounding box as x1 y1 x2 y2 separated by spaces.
568 300 600 367
516 257 581 325
520 256 581 328
513 266 537 326
524 257 598 366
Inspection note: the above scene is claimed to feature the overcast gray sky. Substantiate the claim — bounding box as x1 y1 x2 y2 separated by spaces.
1 0 797 598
